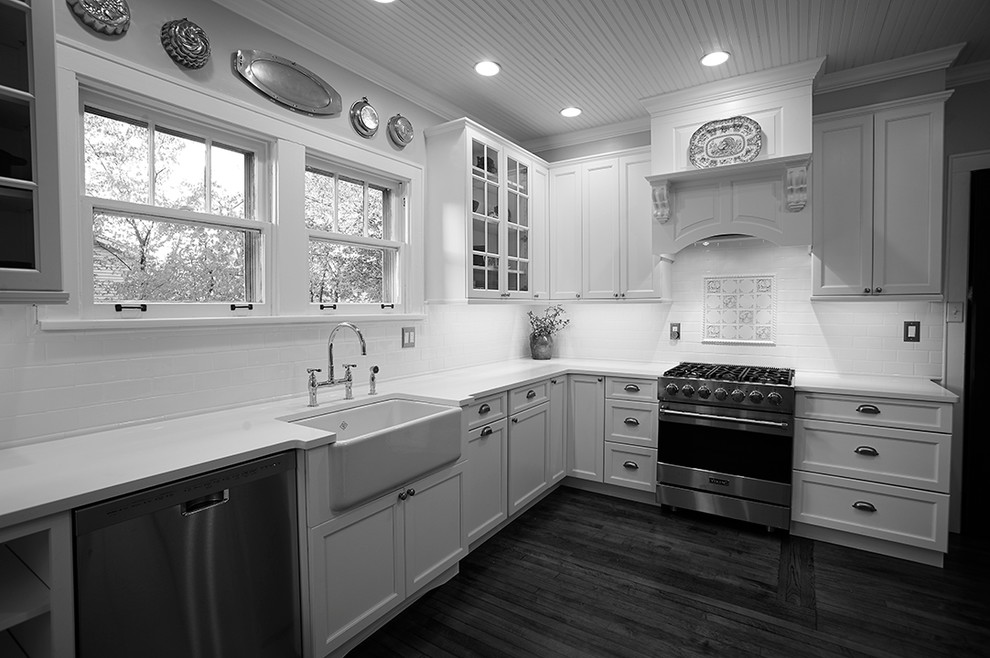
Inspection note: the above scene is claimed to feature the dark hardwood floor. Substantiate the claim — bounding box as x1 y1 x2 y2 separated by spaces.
348 487 990 657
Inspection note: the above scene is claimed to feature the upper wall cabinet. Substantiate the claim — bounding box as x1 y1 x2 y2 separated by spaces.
425 119 549 302
0 0 64 304
549 148 668 301
812 93 951 299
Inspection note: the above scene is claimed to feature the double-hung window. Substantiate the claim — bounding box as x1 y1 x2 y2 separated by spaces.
81 98 269 317
305 160 403 309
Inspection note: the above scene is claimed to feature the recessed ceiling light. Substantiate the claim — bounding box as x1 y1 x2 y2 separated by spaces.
475 61 500 76
560 107 582 118
371 0 395 4
701 50 730 67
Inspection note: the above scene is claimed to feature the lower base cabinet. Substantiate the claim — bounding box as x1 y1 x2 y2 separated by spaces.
464 419 508 543
308 464 464 657
508 402 551 516
567 375 605 481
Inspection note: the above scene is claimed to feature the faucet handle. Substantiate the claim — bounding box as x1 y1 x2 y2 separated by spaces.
307 368 322 374
342 364 357 378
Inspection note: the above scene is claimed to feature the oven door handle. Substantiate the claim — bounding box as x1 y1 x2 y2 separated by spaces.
659 406 790 429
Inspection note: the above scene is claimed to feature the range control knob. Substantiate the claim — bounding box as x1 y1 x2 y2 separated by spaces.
697 386 712 399
681 384 695 397
730 389 745 403
749 390 764 404
767 391 783 406
664 383 679 396
714 387 728 401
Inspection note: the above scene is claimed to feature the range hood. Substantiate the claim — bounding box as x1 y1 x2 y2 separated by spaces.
641 58 825 254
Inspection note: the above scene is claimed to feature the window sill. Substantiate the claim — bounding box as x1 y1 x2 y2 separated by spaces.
38 312 426 332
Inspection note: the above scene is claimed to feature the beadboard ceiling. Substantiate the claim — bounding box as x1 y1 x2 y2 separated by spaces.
217 0 990 149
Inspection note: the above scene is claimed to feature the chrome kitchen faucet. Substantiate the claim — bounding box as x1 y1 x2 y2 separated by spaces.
307 322 368 406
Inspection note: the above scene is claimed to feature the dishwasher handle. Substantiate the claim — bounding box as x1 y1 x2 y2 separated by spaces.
181 489 229 516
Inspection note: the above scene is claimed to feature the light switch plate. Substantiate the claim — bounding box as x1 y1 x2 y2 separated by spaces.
903 321 921 343
401 326 416 348
946 302 964 323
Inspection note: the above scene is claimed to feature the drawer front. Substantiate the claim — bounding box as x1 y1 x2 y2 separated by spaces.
465 392 507 429
508 380 550 415
796 392 952 433
791 471 948 552
605 399 658 448
605 376 659 402
604 443 657 492
795 419 950 492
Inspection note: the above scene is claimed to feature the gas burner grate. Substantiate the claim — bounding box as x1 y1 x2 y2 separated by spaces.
663 362 794 386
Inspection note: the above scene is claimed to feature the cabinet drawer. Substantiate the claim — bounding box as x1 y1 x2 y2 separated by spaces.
796 392 951 433
791 471 948 552
605 399 658 448
508 380 550 415
605 376 658 402
604 443 656 492
465 392 507 429
795 419 950 492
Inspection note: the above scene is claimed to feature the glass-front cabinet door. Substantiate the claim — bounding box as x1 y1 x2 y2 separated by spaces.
468 136 532 300
0 0 63 302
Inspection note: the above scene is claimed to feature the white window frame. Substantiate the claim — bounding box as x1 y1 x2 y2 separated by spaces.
302 154 407 314
76 91 273 320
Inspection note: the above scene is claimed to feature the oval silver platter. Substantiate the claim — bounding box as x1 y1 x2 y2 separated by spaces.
234 49 342 116
688 115 762 169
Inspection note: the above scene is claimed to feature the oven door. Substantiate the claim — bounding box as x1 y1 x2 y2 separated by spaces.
657 402 793 524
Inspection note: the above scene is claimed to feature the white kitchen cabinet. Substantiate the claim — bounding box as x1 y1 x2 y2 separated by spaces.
812 93 950 298
0 0 65 303
508 401 551 516
549 148 665 301
602 376 658 492
464 419 507 544
791 391 953 566
548 377 567 484
567 374 605 481
308 464 464 657
425 118 548 302
0 514 74 658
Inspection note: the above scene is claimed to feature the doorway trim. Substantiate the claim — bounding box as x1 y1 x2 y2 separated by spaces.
945 150 990 532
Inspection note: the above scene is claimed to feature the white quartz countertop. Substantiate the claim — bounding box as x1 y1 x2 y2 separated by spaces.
0 357 956 529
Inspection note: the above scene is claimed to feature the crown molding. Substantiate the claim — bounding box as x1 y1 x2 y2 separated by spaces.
815 43 965 94
639 57 826 118
521 116 651 153
210 0 466 123
947 59 990 87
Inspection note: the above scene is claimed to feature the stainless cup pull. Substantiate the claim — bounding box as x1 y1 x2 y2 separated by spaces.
623 417 640 426
181 490 229 516
623 384 640 392
479 403 491 414
856 404 881 415
480 426 493 436
851 501 877 513
854 446 879 457
526 390 536 399
622 460 639 470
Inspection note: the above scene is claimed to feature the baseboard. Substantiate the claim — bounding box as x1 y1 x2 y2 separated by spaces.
791 521 945 568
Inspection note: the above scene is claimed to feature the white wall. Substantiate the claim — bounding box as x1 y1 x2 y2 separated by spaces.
554 239 945 377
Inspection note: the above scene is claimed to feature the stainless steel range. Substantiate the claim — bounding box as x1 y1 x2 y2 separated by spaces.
657 362 795 530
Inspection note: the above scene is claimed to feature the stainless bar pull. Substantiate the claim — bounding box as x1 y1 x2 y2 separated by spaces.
181 490 229 516
659 407 790 429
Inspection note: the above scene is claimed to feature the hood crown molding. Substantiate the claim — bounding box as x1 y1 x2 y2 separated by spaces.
815 43 965 94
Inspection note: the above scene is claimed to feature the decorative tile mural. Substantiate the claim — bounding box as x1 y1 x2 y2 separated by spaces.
703 274 776 345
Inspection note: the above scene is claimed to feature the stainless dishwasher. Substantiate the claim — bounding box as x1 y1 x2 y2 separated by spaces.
74 451 301 658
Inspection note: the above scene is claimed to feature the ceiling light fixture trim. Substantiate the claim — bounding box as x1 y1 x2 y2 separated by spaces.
475 60 501 76
701 50 730 67
560 106 582 117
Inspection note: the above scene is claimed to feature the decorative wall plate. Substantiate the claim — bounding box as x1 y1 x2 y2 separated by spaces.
161 18 210 69
66 0 131 36
349 97 379 138
386 114 414 148
688 116 763 169
233 50 342 116
702 274 776 345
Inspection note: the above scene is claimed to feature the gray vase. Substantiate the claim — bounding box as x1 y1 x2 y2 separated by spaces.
529 333 553 360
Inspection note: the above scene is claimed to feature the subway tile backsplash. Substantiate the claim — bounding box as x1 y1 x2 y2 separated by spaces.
0 240 944 446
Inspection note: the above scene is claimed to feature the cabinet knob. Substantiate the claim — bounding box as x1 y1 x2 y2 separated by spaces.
511 417 518 423
864 287 872 293
622 460 639 470
614 293 619 298
398 491 408 501
597 377 603 382
620 293 626 298
407 488 416 497
875 287 883 293
851 500 877 513
575 293 581 298
854 445 879 457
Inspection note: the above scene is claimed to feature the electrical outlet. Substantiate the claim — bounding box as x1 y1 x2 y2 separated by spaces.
401 327 416 348
903 321 921 343
670 322 681 340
